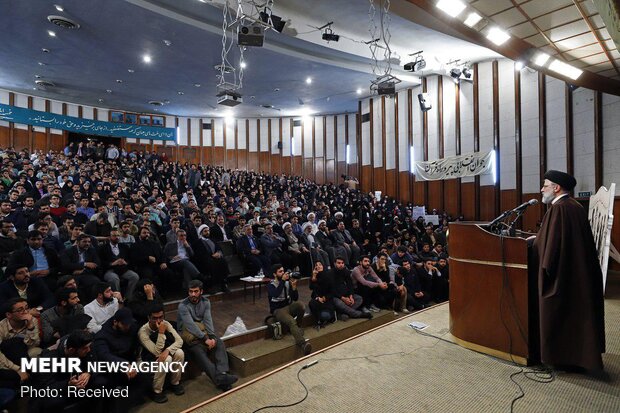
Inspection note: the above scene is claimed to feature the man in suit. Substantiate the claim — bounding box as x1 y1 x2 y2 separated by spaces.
0 265 55 312
8 230 60 292
236 224 271 276
99 228 139 300
163 229 202 288
210 214 230 243
60 234 102 302
331 221 361 267
193 224 231 293
131 226 175 291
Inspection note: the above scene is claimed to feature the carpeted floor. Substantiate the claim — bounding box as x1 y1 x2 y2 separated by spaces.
187 276 620 413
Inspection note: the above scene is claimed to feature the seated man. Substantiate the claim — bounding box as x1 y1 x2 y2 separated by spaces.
236 224 271 276
0 265 55 312
126 278 165 327
0 219 24 266
131 226 175 292
0 298 42 381
9 230 60 291
401 261 430 310
94 307 148 410
193 224 231 293
84 282 123 333
434 255 450 303
40 287 84 347
351 255 388 313
138 303 185 403
164 229 203 288
98 228 139 300
330 257 371 320
60 233 102 302
267 264 311 354
30 330 107 413
416 258 439 302
84 212 112 243
177 280 238 392
331 221 361 267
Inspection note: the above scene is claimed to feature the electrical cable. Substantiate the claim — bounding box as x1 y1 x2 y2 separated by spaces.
250 361 317 413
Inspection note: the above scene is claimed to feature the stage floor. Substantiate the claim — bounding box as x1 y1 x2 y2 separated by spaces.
186 277 620 413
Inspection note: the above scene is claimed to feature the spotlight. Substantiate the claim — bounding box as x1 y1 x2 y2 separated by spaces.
404 51 426 72
450 68 462 81
319 22 339 42
462 67 471 79
260 9 286 33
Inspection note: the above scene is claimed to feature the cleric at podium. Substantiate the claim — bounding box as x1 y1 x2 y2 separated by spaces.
532 170 605 374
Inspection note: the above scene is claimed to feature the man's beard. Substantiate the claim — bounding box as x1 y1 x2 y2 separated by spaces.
102 295 114 304
542 192 554 205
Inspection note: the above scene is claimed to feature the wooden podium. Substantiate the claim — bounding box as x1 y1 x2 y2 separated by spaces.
448 222 539 365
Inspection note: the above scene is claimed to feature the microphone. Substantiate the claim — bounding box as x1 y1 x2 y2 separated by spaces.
512 199 538 213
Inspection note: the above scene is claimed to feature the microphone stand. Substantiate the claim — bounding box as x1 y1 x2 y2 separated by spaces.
505 209 525 237
488 210 513 235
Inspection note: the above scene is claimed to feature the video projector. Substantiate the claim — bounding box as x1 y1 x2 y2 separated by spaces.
217 91 243 107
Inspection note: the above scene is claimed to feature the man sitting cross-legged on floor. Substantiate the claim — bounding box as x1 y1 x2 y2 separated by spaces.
138 302 185 403
267 264 312 355
177 280 238 392
330 256 372 321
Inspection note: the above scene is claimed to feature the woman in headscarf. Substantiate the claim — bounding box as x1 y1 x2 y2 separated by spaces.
308 261 335 327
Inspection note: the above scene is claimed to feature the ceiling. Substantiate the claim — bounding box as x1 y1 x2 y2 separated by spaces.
0 0 617 118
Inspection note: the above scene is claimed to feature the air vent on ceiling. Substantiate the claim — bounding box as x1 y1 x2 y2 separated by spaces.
35 80 55 88
47 15 81 29
148 100 164 106
214 64 235 74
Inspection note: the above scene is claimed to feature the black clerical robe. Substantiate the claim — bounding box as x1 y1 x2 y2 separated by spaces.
533 196 605 371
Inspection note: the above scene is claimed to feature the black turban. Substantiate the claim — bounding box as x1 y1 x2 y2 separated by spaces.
544 170 576 191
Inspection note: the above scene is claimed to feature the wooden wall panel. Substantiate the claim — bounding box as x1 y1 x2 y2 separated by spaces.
361 166 372 191
373 168 385 194
399 172 411 203
13 128 28 150
413 182 426 206
303 159 315 181
386 170 397 198
521 192 543 233
325 160 336 184
314 159 325 184
0 127 9 148
271 153 282 175
281 157 291 175
337 162 347 182
461 182 476 220
292 156 302 176
500 189 518 214
348 163 358 181
479 185 497 221
443 179 459 218
427 181 442 211
259 153 270 173
226 150 236 170
237 150 248 170
213 147 225 167
248 152 259 171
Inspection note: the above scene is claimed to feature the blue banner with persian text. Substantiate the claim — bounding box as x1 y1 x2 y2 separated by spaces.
0 103 176 141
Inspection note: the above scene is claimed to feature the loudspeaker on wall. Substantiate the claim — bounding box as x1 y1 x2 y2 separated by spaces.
418 93 432 112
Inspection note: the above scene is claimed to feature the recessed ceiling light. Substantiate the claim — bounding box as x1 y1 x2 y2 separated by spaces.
127 68 135 73
143 54 152 63
356 88 362 95
164 100 170 104
515 61 524 70
274 88 280 92
38 62 46 66
436 0 466 18
35 75 42 79
106 89 112 93
306 77 312 84
548 59 583 80
464 12 482 27
240 61 247 69
41 48 50 53
194 83 201 87
54 4 64 12
163 40 172 46
197 0 208 3
486 27 510 46
115 80 123 84
47 30 56 37
533 52 550 66
177 91 184 95
98 98 104 103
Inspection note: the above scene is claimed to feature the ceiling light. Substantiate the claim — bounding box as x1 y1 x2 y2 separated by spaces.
225 113 235 124
240 61 247 69
450 68 462 81
177 91 184 95
47 30 56 37
548 59 583 80
464 12 482 27
106 89 112 93
38 62 46 66
515 61 524 70
98 98 104 103
41 48 50 53
194 83 201 87
116 79 123 84
436 0 466 18
462 67 471 79
142 54 152 63
163 39 172 46
127 68 135 73
259 9 286 33
486 27 510 46
54 4 64 12
404 51 426 72
35 75 41 78
356 88 362 95
533 52 550 67
306 77 312 84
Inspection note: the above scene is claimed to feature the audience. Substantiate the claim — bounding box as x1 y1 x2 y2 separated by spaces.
0 143 454 410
